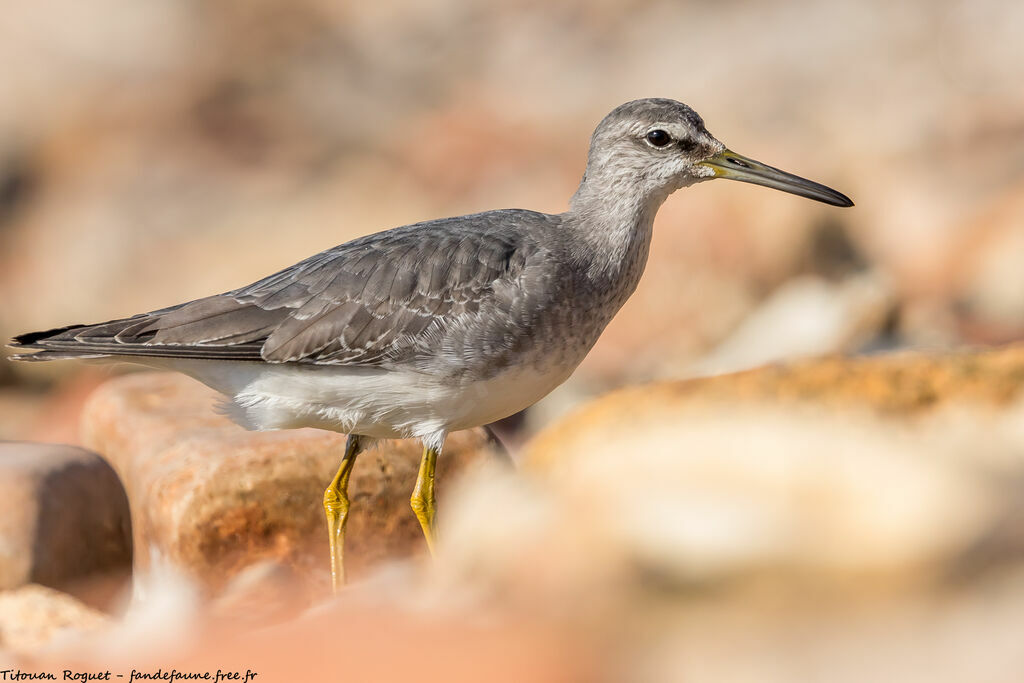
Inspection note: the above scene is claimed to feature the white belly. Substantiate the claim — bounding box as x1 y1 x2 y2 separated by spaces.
152 358 575 440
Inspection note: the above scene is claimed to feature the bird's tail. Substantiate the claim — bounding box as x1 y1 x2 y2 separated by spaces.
8 323 118 361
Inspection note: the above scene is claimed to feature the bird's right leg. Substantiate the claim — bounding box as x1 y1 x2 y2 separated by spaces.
324 434 363 593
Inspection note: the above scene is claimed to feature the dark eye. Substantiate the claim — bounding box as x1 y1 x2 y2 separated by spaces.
645 129 671 147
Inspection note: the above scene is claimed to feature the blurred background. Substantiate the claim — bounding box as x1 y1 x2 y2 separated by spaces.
2 0 1022 444
2 1 1024 680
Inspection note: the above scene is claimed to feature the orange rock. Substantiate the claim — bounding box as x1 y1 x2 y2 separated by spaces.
0 443 131 591
449 347 1024 595
79 372 491 594
530 345 1024 465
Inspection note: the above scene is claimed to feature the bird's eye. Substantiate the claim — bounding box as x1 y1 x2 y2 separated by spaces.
645 129 672 147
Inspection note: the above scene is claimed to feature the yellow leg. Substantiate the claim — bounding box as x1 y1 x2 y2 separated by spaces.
324 434 362 593
410 443 439 555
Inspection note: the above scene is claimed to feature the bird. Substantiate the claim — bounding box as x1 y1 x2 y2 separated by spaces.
9 98 853 591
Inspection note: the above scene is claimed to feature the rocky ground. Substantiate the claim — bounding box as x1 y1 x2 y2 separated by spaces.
4 349 1024 681
2 0 1024 680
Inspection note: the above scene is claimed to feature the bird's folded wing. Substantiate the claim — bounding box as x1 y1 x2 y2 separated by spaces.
11 213 548 366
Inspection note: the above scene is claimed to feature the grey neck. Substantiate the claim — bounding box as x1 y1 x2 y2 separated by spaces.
562 172 671 295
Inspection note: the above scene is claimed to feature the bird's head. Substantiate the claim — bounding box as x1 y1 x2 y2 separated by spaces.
579 98 853 208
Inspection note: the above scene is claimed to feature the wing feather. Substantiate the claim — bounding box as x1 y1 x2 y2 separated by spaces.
11 210 558 368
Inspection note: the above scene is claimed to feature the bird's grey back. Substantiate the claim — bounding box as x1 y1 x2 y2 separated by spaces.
12 209 592 381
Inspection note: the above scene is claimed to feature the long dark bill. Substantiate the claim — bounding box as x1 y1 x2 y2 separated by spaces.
699 149 854 207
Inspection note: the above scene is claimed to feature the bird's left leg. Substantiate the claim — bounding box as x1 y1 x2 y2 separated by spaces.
324 434 363 592
410 434 444 554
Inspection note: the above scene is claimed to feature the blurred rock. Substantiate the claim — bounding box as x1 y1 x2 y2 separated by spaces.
564 344 1024 421
879 181 1024 349
441 347 1024 599
0 370 109 445
80 372 491 594
12 351 1024 681
430 346 1024 681
944 180 1024 344
210 559 307 625
618 567 1024 683
18 582 594 682
182 600 593 683
687 271 894 376
0 443 131 591
0 584 109 654
0 389 47 442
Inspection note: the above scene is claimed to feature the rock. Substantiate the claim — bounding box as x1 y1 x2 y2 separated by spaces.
17 581 593 682
429 347 1024 682
687 271 894 377
0 388 47 442
532 345 1024 449
946 180 1024 343
0 371 108 445
79 372 491 593
0 443 131 591
439 347 1024 601
0 584 109 654
178 600 592 683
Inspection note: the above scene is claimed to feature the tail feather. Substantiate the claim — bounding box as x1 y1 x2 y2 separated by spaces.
10 350 111 362
12 322 103 346
8 312 266 363
8 292 305 365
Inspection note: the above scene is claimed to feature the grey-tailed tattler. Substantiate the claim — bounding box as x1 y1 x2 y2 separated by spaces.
10 98 853 590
